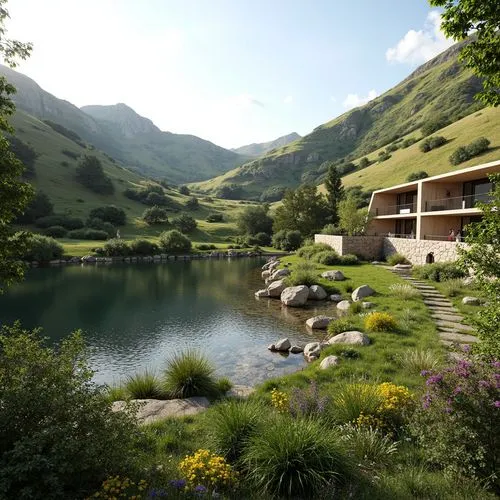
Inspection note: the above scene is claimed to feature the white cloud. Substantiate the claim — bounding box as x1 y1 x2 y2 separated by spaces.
386 10 454 65
342 89 378 109
283 95 293 104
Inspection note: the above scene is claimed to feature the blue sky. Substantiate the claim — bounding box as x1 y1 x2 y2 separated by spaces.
7 0 454 148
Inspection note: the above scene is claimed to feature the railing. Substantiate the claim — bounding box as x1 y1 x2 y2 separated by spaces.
384 233 416 239
423 234 464 242
375 202 416 216
424 193 492 212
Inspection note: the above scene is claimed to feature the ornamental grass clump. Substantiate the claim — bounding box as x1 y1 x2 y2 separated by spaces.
125 370 166 399
285 261 319 287
327 317 359 336
410 355 500 489
388 283 420 300
296 243 332 259
331 383 383 425
364 312 398 332
396 348 442 374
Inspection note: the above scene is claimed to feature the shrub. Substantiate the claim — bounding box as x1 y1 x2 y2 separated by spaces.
67 228 108 240
209 400 263 462
419 136 446 153
43 225 67 238
129 239 159 256
159 230 192 253
102 239 130 257
243 416 350 497
179 185 190 195
411 356 500 488
145 192 168 206
406 170 429 182
91 477 147 499
349 301 363 314
172 214 197 233
8 136 37 178
450 137 490 165
0 325 137 499
164 350 218 398
35 214 84 230
449 146 470 165
270 389 289 413
75 155 114 195
340 254 359 265
327 317 359 336
272 229 302 251
17 191 53 224
260 185 286 202
61 148 79 159
88 206 126 226
364 312 397 332
400 137 417 148
320 224 342 235
142 206 169 225
388 283 420 299
246 232 271 246
86 217 116 237
185 196 199 210
378 151 391 162
206 213 223 223
296 243 332 259
286 262 319 287
413 262 465 282
421 116 450 136
23 234 64 262
312 250 340 265
124 370 165 399
387 253 410 265
196 243 217 251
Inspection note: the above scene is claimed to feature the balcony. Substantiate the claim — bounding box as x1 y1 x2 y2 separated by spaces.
424 193 492 212
423 234 463 242
374 202 416 216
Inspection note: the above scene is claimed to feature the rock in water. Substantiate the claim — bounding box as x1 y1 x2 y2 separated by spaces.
281 285 310 307
267 279 287 297
274 338 291 352
305 315 333 329
308 285 328 300
303 342 322 361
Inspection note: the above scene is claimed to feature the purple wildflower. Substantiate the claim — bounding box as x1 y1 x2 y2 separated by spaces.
421 370 431 377
479 380 490 388
461 344 471 353
426 374 443 386
169 479 186 489
491 361 500 369
194 485 207 496
453 386 463 395
494 401 500 408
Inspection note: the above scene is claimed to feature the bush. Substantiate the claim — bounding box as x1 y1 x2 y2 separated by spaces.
312 250 340 265
61 148 79 160
142 206 169 225
23 234 64 262
406 170 429 182
101 239 130 257
179 185 190 195
327 317 359 336
419 136 446 153
388 283 420 299
320 224 342 235
145 192 168 206
159 230 192 253
296 243 332 259
411 356 500 488
163 350 218 398
42 225 67 238
75 155 114 195
0 325 137 499
413 262 465 282
124 370 166 399
206 213 223 223
246 232 271 246
185 196 199 209
86 217 116 237
421 116 450 136
243 416 350 497
35 215 84 230
88 206 126 226
387 253 410 266
340 254 359 265
129 239 159 256
172 214 197 233
286 262 319 287
196 243 217 251
260 186 286 202
449 146 470 166
272 229 303 251
364 312 397 332
8 136 37 178
450 137 490 165
400 137 417 148
67 228 108 240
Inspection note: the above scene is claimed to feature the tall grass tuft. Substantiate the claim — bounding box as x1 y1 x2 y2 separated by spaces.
105 384 128 402
125 370 166 399
396 349 442 374
327 317 360 336
387 253 410 266
440 278 465 297
208 399 263 463
285 261 319 287
164 350 218 398
243 415 350 497
296 243 332 259
331 383 383 424
388 283 420 300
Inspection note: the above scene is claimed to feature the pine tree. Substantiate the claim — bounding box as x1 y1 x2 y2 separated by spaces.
324 163 344 225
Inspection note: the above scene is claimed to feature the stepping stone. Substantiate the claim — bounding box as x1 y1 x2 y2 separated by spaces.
421 292 446 298
427 305 459 313
435 320 474 332
424 299 453 307
439 331 478 343
414 285 437 291
431 312 464 322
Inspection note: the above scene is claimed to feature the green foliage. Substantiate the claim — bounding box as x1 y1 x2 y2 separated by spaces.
124 370 166 399
320 223 341 235
196 243 217 251
206 212 223 223
273 185 328 237
246 232 271 246
296 243 332 259
324 162 345 224
163 350 218 398
419 135 446 152
358 157 370 169
388 283 420 299
440 278 466 297
344 185 372 208
42 225 67 238
7 135 37 178
179 185 190 195
387 253 410 266
338 196 371 236
67 228 108 240
35 214 84 230
312 250 341 265
327 317 359 336
61 148 79 160
450 136 491 165
123 184 171 207
377 150 391 162
23 233 64 261
431 0 500 106
459 173 500 357
396 349 441 374
145 191 166 205
185 196 199 210
215 183 244 200
421 115 451 136
17 190 53 224
86 217 116 237
159 229 192 253
43 120 82 143
340 254 359 265
101 239 130 257
259 185 286 202
237 205 272 236
88 205 126 226
286 261 319 287
272 229 302 251
142 206 169 225
0 324 137 499
129 239 159 256
75 155 114 195
400 136 417 148
243 415 350 497
330 383 383 424
172 214 197 233
406 170 429 182
413 262 465 282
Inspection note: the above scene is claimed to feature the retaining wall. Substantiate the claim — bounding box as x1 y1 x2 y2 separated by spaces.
314 235 385 260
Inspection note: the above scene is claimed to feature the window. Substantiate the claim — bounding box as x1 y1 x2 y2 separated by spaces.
463 178 493 208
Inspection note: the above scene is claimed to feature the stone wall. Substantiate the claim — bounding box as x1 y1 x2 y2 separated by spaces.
383 237 467 265
315 235 384 260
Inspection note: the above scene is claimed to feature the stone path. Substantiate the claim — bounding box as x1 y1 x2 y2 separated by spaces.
389 267 478 349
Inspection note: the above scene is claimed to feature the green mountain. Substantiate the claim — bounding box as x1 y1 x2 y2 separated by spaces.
231 132 301 157
192 41 489 199
0 65 249 184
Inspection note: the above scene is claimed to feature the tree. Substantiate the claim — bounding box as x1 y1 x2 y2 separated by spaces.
237 205 273 236
430 0 500 106
75 155 114 195
186 196 199 210
338 195 372 236
0 2 34 293
406 171 429 182
142 206 169 225
179 185 190 195
358 157 370 169
16 191 53 224
88 205 126 225
273 185 328 237
159 229 192 253
172 214 197 233
459 174 500 358
324 163 344 224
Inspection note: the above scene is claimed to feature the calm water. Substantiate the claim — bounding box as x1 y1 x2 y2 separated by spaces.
0 259 335 386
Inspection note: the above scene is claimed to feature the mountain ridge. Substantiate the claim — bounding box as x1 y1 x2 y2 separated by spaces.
231 132 301 157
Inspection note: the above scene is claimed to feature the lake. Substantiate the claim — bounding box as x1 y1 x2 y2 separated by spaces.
0 258 334 386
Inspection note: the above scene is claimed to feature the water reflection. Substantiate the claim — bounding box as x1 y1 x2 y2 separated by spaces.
0 259 338 385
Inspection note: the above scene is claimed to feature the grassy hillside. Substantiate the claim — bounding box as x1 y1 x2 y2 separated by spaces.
232 132 301 157
10 110 260 255
192 41 488 198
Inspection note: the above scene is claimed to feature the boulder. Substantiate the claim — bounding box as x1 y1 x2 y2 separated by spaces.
270 268 290 280
321 270 345 281
82 255 96 263
268 260 280 271
304 342 322 361
281 286 310 307
255 289 269 298
290 345 304 354
337 300 351 312
267 279 287 298
362 302 374 309
329 294 343 302
275 338 291 352
328 331 370 346
308 285 327 300
352 285 375 302
305 315 333 329
267 344 276 351
462 296 480 306
320 355 340 370
261 270 271 279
